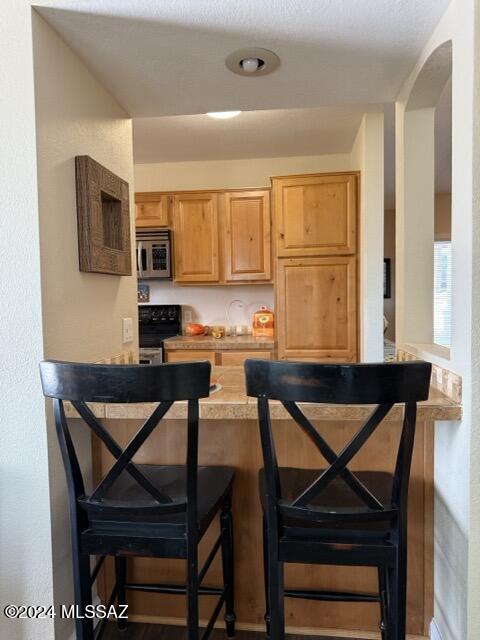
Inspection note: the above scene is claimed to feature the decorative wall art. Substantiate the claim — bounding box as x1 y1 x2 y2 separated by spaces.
75 155 132 275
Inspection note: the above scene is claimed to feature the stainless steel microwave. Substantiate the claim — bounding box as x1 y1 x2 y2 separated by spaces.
136 229 172 279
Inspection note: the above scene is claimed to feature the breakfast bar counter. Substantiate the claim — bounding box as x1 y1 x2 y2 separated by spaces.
69 366 462 422
80 366 461 638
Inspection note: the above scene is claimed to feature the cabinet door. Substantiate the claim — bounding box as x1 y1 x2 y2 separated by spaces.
276 256 357 362
165 350 216 364
220 350 272 366
223 190 271 282
173 193 220 282
273 173 357 257
135 194 170 227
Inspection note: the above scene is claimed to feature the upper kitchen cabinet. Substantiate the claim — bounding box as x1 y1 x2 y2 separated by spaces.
135 192 170 228
276 255 357 362
272 172 358 257
222 190 271 282
173 192 220 283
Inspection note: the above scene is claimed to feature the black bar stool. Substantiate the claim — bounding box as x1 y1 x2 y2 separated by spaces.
40 360 236 640
244 358 431 640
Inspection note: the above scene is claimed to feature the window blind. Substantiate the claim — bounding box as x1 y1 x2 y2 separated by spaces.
433 241 452 348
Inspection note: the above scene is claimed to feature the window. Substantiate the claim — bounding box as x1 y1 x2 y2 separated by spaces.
433 241 452 347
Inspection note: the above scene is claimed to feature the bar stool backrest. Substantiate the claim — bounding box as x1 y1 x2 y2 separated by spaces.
40 360 211 521
245 359 432 526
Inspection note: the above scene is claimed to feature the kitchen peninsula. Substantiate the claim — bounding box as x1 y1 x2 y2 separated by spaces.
69 363 461 637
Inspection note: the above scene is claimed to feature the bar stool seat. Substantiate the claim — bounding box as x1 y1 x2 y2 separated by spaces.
260 467 393 521
81 464 234 534
259 467 394 545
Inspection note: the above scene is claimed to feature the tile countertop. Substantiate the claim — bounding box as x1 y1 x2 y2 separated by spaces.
163 335 276 350
65 366 462 422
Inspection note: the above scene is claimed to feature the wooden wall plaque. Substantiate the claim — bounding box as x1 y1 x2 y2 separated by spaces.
75 156 132 275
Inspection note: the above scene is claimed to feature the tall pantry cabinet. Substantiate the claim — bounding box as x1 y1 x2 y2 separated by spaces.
272 172 358 362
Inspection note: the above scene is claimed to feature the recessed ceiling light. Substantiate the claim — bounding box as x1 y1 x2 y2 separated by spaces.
206 111 242 119
225 48 280 77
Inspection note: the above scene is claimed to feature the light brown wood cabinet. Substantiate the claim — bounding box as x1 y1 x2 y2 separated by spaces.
219 350 272 366
276 256 357 362
165 350 216 364
222 190 271 282
165 349 272 365
272 173 357 257
172 192 220 283
135 188 272 285
135 193 170 228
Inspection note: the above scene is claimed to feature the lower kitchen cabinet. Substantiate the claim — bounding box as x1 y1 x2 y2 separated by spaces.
165 349 273 366
219 350 272 366
276 255 357 362
165 350 216 364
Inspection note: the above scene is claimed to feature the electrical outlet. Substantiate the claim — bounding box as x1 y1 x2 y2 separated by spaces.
122 317 133 344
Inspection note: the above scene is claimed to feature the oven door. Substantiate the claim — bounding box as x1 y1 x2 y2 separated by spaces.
137 231 171 279
139 348 163 365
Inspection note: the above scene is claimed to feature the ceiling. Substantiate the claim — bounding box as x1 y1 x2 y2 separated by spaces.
133 106 377 164
35 0 449 118
34 0 451 207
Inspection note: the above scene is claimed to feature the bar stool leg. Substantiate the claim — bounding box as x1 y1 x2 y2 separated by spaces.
262 518 271 638
396 544 408 640
115 556 128 631
387 563 400 640
378 566 388 640
221 496 236 638
72 550 94 640
265 524 285 640
187 545 199 640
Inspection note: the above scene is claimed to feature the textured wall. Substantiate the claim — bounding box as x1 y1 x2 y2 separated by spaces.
351 112 385 362
0 4 55 639
32 12 137 639
396 1 477 637
134 154 352 191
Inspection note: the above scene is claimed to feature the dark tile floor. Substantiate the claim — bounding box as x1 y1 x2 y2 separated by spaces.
103 623 359 640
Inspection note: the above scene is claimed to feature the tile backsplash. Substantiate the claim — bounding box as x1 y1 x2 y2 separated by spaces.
140 281 274 328
397 348 462 404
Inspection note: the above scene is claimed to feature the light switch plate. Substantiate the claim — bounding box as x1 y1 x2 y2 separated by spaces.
122 317 133 344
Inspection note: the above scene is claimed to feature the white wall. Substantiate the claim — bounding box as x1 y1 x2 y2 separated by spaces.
467 1 480 637
34 13 138 365
350 113 385 362
141 282 274 327
32 12 138 639
397 107 436 346
134 154 352 192
395 1 479 638
0 4 55 639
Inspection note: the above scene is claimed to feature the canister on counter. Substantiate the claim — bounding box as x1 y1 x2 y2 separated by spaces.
252 306 274 337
